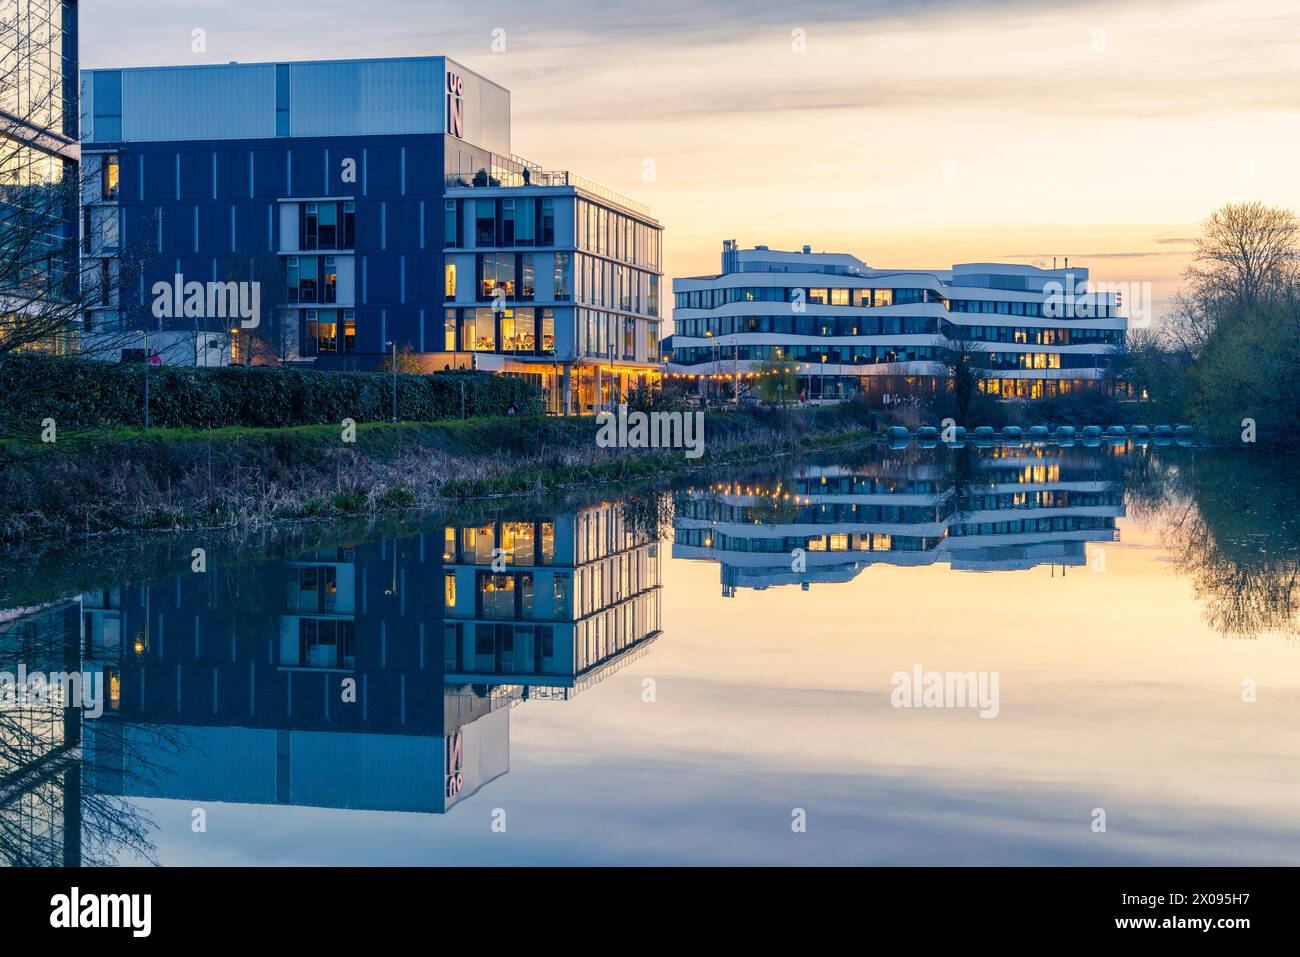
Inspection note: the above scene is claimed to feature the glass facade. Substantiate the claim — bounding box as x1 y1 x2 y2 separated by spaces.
441 184 663 413
0 0 79 347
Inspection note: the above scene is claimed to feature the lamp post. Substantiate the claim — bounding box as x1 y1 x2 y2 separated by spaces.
386 340 397 423
142 329 150 430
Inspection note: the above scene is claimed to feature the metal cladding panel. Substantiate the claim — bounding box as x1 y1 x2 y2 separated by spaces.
289 58 445 137
288 729 444 812
446 57 510 155
112 725 278 803
120 64 277 141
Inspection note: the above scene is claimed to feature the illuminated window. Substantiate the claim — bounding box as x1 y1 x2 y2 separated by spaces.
540 309 555 353
343 310 355 352
466 525 496 564
101 154 119 200
445 262 457 300
502 522 536 564
481 574 516 618
444 572 457 608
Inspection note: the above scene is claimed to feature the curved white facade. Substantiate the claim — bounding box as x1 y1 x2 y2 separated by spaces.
670 244 1129 402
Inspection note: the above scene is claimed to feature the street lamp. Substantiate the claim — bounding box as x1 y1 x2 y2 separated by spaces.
386 340 397 423
142 329 150 429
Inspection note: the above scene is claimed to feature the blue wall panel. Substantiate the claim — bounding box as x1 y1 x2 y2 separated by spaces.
252 148 288 199
291 146 326 196
216 151 250 198
89 133 445 359
179 150 210 200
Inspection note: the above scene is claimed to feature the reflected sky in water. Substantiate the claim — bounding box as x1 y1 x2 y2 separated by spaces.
2 440 1299 865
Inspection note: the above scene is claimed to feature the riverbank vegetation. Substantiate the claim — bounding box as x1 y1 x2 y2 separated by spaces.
1127 201 1300 446
0 401 880 542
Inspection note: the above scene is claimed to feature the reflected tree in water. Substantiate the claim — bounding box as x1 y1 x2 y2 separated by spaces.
1128 450 1300 638
0 601 184 866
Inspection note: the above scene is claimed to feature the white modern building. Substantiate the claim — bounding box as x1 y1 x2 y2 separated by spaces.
670 242 1129 402
673 444 1126 593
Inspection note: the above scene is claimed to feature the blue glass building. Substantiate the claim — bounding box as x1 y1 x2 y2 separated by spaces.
80 55 662 413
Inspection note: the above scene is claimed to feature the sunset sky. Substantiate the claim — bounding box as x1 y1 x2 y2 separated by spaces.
83 0 1300 317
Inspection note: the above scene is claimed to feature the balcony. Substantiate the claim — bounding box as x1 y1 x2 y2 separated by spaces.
446 152 652 218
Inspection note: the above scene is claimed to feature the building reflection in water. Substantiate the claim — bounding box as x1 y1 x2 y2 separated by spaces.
674 443 1127 594
0 503 661 863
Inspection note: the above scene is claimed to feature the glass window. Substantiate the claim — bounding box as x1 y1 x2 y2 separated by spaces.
540 309 554 354
323 257 337 303
342 202 355 248
521 254 535 299
315 309 336 352
297 257 319 303
102 155 120 200
516 308 536 351
500 309 518 351
444 309 457 350
480 253 515 300
554 253 572 300
303 203 319 249
502 199 516 245
288 619 355 669
475 200 496 246
445 262 456 300
444 200 457 246
541 198 555 245
465 308 495 351
318 202 338 248
481 574 516 618
516 199 535 246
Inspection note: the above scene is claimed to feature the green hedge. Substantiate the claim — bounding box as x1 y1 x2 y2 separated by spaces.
0 354 543 434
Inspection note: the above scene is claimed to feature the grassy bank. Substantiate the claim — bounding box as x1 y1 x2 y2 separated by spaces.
0 404 879 542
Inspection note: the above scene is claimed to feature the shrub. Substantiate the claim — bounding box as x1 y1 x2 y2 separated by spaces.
0 355 542 435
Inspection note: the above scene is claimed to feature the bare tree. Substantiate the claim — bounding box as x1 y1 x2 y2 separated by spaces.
939 323 989 424
0 599 184 865
1184 201 1300 310
0 4 142 359
226 252 295 366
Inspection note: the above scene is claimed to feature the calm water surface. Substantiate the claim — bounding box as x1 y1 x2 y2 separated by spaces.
3 440 1299 865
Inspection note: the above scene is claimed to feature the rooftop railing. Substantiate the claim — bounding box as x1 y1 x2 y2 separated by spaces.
445 152 652 218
